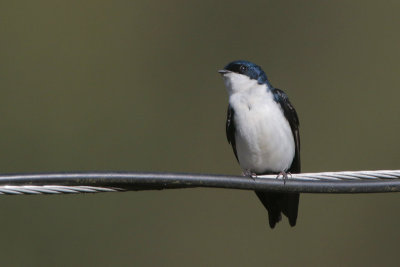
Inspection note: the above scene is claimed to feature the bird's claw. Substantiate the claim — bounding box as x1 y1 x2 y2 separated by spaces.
242 170 257 181
276 171 292 185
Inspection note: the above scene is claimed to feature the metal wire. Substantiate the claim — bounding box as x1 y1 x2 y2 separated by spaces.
0 170 400 195
0 185 120 195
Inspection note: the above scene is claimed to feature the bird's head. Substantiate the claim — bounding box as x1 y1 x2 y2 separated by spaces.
218 60 271 94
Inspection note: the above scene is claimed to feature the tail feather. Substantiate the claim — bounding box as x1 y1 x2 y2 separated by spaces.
255 191 300 228
281 192 299 226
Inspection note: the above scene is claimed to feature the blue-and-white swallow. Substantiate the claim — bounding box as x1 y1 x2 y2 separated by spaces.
218 60 300 228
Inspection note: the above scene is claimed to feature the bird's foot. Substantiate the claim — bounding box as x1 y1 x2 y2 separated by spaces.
276 171 292 185
242 169 257 180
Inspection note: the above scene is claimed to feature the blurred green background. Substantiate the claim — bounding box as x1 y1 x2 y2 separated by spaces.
1 0 400 266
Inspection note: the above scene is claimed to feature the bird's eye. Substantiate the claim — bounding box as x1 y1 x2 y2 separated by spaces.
239 65 248 73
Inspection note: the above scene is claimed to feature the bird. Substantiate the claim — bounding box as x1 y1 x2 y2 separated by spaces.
218 60 300 228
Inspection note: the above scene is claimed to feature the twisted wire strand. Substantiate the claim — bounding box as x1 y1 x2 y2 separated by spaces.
0 185 121 195
258 170 400 180
1 170 400 195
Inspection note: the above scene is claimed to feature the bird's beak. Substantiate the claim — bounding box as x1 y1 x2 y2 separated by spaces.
218 69 230 75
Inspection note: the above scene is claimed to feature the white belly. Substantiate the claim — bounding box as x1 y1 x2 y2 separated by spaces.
230 91 295 174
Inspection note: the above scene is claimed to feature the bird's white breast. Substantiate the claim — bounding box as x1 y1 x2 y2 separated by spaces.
228 78 295 174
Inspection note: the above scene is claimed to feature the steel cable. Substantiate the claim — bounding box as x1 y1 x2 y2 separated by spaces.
1 170 400 195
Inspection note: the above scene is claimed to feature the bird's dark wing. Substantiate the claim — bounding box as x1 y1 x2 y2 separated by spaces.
226 105 238 161
273 88 301 173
